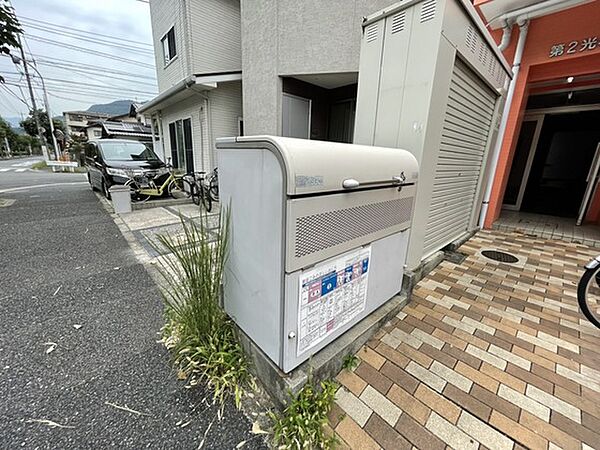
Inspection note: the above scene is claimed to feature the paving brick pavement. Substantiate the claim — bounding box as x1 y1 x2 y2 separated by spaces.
330 230 600 450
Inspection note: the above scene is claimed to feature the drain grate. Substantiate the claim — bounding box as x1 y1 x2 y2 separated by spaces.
481 250 519 264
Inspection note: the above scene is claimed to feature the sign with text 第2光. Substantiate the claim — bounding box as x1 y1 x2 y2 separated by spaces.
549 36 598 58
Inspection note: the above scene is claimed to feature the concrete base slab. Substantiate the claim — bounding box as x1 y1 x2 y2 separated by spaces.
131 197 192 211
119 208 180 231
239 292 409 410
168 203 203 218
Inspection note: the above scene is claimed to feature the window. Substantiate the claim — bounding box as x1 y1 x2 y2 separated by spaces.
85 143 97 159
168 118 193 172
99 141 159 161
161 27 177 65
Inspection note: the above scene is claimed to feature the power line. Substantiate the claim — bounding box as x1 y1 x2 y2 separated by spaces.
20 15 154 47
29 75 157 95
22 23 155 55
5 72 155 93
0 83 30 107
5 83 140 104
5 77 157 98
3 67 156 87
4 81 150 101
48 91 134 105
0 85 25 113
25 35 155 69
27 56 156 79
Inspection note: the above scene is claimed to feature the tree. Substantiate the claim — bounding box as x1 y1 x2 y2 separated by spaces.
0 116 16 155
20 109 65 144
0 0 23 83
0 115 38 155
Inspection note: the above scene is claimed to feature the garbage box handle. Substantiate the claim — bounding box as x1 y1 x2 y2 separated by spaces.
342 179 360 189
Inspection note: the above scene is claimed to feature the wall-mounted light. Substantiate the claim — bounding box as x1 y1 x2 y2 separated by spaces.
567 76 574 83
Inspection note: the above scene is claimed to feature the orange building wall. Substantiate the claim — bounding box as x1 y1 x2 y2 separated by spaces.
479 1 600 228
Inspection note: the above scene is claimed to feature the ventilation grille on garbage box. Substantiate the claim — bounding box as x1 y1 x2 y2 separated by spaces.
294 197 413 258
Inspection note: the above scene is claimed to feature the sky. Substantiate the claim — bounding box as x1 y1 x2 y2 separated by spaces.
0 0 157 124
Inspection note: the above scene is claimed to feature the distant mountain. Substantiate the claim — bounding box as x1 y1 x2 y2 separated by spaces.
87 100 145 116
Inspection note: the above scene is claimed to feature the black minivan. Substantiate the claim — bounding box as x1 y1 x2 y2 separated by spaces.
85 139 168 198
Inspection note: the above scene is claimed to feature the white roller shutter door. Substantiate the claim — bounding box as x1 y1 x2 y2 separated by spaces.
423 58 497 256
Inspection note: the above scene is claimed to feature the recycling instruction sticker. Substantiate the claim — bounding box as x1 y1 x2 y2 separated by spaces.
297 246 371 355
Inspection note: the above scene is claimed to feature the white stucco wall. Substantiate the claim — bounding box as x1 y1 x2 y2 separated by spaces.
240 0 398 136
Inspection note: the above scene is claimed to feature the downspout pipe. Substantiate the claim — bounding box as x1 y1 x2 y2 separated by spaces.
478 20 529 228
190 86 213 171
497 20 512 52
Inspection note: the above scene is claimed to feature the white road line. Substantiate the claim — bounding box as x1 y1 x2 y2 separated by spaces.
15 169 27 173
0 168 10 172
0 182 88 194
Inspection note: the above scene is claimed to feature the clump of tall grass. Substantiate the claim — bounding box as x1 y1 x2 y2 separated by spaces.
271 378 339 449
155 210 251 408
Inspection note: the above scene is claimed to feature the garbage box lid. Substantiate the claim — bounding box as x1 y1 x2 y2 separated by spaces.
216 136 418 196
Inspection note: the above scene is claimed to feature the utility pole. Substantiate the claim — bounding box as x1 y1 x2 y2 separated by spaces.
37 72 60 159
17 36 49 161
3 137 11 157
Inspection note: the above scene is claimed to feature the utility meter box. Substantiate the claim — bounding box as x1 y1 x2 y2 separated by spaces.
216 136 418 372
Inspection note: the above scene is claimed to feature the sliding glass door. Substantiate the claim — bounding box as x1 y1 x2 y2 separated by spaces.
168 118 194 173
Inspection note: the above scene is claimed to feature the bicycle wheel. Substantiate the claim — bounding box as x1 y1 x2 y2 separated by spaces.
209 178 219 202
577 260 600 329
125 179 151 203
168 177 190 199
200 185 212 212
190 182 201 206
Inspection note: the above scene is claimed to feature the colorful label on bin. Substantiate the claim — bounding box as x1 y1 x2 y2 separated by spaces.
297 246 371 355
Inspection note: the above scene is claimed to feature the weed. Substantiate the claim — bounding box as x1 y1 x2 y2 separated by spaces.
271 379 339 449
341 354 359 371
156 211 251 408
31 160 47 170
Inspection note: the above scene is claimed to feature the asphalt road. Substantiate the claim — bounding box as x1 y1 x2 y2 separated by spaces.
0 164 264 449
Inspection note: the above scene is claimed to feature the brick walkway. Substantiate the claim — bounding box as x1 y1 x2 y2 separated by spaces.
330 230 600 450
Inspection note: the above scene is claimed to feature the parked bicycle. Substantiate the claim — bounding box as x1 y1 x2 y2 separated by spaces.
187 171 212 212
124 161 191 203
206 167 219 202
577 256 600 329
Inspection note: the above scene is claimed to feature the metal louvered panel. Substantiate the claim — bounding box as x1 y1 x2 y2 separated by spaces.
286 186 416 272
420 0 436 23
365 23 379 42
423 58 497 256
391 12 406 34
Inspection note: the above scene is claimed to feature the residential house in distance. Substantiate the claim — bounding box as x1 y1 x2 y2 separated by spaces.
85 121 153 143
85 103 153 142
63 111 111 137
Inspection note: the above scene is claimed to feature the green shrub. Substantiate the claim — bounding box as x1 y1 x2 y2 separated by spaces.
156 211 251 408
31 160 47 170
271 379 339 449
341 354 359 371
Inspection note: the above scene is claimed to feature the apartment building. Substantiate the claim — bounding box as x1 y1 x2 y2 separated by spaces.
140 0 397 172
143 0 600 270
475 0 600 234
139 0 243 172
